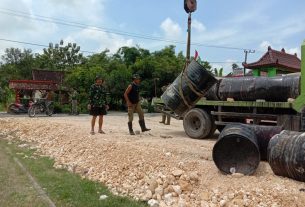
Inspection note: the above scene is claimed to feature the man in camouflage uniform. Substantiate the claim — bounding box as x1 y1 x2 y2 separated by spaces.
88 76 108 135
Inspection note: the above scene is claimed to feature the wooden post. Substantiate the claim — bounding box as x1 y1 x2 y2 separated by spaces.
15 90 20 104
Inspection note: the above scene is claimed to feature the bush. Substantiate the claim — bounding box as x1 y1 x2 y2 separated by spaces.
141 98 154 113
0 87 14 108
53 103 71 114
0 103 5 112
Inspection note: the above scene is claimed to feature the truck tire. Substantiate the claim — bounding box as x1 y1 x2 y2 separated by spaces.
183 108 213 139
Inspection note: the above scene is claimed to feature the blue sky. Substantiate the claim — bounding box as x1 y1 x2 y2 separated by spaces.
0 0 304 74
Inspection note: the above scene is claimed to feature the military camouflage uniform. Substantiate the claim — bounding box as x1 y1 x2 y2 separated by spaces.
89 84 107 116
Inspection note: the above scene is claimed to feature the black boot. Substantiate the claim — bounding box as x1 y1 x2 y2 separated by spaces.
128 122 135 135
139 119 151 132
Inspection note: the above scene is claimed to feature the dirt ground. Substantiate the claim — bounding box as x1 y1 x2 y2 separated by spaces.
0 112 305 207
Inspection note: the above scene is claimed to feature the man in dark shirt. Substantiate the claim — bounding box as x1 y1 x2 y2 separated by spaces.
88 76 108 135
124 74 150 135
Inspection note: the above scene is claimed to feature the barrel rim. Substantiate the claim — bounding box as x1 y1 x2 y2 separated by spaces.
213 132 261 175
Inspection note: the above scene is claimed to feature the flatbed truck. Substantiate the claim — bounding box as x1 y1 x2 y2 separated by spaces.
153 40 305 139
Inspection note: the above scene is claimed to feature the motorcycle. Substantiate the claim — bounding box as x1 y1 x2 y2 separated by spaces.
28 99 54 117
7 102 32 114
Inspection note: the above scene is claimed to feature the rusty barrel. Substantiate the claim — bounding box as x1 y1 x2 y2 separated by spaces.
213 124 260 175
267 131 305 182
161 60 217 116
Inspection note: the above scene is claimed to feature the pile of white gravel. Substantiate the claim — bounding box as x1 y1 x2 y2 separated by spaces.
0 114 305 207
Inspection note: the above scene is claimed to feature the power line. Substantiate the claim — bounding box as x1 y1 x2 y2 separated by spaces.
0 37 243 64
0 7 256 51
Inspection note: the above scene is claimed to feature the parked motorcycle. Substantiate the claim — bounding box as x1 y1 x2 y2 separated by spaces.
7 102 32 114
28 99 54 117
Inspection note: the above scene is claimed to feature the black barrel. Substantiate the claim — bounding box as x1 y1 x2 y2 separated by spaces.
205 80 220 100
268 131 305 182
248 125 283 161
161 60 217 116
217 74 300 102
213 124 260 175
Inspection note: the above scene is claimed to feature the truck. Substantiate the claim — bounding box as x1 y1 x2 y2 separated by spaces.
153 40 305 139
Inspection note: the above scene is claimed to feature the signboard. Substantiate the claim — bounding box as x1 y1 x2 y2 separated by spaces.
9 80 58 90
184 0 197 13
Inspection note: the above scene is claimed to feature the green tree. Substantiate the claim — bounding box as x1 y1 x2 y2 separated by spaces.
1 48 35 79
36 40 83 71
84 49 110 70
232 63 240 70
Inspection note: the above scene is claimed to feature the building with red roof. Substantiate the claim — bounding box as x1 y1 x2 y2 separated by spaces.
243 46 301 77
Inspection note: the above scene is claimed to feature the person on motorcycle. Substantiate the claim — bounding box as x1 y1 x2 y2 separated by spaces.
42 90 54 109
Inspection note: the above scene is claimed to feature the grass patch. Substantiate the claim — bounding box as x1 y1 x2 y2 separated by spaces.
0 138 147 207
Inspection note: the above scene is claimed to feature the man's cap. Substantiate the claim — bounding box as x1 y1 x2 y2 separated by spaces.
132 74 141 80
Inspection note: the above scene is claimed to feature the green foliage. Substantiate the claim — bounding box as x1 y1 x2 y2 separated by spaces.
0 103 4 112
36 40 83 71
214 68 223 77
1 48 35 80
232 63 240 70
0 86 14 108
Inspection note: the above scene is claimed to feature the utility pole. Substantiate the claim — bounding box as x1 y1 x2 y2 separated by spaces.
186 12 192 64
184 0 197 65
243 49 255 76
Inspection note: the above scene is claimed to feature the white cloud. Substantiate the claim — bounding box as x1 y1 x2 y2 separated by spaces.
160 18 182 39
258 41 301 58
192 19 206 32
287 47 301 57
193 28 238 45
0 0 108 56
74 28 134 53
44 0 107 24
259 41 272 51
